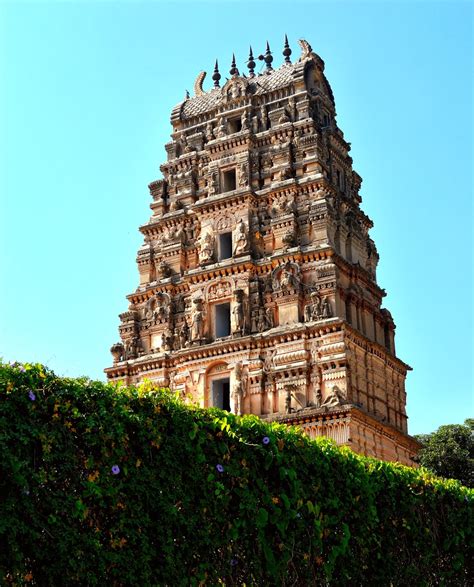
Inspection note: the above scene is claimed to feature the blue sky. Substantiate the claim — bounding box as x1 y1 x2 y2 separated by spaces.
1 1 472 435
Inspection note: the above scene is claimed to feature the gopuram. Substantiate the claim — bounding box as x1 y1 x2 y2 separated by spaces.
105 38 420 465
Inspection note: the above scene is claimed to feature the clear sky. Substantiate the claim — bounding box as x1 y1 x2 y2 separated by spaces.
1 1 472 435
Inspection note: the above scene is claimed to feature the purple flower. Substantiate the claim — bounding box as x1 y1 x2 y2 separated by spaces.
230 558 238 567
18 365 26 373
262 436 270 445
111 465 120 475
28 390 36 401
216 464 224 473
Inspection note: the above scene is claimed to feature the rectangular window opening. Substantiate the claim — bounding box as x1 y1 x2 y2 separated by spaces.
222 169 237 192
215 302 231 338
228 118 242 134
212 378 231 411
218 232 233 260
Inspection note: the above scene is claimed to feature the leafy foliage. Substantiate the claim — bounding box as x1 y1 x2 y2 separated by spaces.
415 419 474 488
1 362 473 586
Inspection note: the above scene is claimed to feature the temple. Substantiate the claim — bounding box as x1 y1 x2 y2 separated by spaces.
105 37 420 465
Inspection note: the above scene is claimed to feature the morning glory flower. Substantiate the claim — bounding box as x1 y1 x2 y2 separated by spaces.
216 464 224 473
28 390 36 401
262 436 270 445
111 465 120 475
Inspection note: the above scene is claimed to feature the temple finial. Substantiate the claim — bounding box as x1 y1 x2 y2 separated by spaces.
283 34 292 64
184 89 190 99
247 46 256 77
229 53 239 76
212 60 221 88
264 41 273 71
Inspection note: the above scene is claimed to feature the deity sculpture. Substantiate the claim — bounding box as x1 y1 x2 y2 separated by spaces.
321 297 332 318
191 298 204 342
232 289 245 335
232 363 244 416
206 122 215 140
233 219 248 256
241 111 250 132
162 329 174 352
238 163 249 188
208 171 219 196
199 232 215 264
279 262 298 292
158 260 171 279
278 108 290 124
282 229 296 250
125 336 142 360
265 307 274 329
179 321 189 349
321 385 345 408
216 117 227 138
285 385 292 414
110 342 125 363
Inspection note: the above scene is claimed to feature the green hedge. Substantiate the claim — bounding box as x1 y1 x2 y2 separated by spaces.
1 363 472 586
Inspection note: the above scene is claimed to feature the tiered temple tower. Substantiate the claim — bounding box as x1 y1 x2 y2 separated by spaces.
105 38 419 465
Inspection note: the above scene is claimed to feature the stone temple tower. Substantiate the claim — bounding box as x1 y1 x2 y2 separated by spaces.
105 38 419 465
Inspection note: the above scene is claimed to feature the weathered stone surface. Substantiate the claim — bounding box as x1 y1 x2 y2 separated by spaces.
105 38 420 466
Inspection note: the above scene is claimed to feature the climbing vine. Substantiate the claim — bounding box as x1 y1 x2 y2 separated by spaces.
0 362 472 585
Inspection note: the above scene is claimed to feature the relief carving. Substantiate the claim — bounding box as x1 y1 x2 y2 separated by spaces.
304 293 332 321
198 231 215 265
233 219 248 256
321 385 346 408
191 298 205 342
208 281 232 301
232 289 245 336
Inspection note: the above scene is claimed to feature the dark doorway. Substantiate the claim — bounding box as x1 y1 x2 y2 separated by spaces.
212 378 230 411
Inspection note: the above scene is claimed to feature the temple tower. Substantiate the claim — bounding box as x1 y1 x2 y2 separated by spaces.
105 38 419 465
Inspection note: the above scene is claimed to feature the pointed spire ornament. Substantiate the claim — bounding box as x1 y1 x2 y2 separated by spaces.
212 60 221 88
247 46 256 77
229 53 239 76
283 34 292 64
264 41 273 71
185 89 190 99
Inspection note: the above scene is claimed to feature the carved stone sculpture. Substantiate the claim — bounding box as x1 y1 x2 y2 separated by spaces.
321 297 332 318
233 219 248 256
285 385 292 414
158 260 171 279
178 321 189 349
241 111 250 132
259 105 268 132
199 232 215 264
191 298 204 342
238 162 249 187
162 329 174 352
232 363 243 415
305 293 331 322
125 336 142 360
206 122 215 140
232 289 245 335
321 385 345 408
110 342 125 363
265 307 274 329
278 109 290 124
314 387 322 408
279 261 299 292
282 228 296 249
216 117 227 138
208 171 219 196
